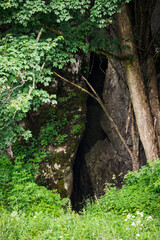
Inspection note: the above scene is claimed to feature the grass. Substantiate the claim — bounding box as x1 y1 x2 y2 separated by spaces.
0 205 160 240
1 159 160 239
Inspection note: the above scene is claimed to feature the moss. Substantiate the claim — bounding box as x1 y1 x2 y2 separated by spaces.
57 179 68 198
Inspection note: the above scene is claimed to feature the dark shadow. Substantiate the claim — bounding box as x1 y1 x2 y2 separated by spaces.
71 53 108 211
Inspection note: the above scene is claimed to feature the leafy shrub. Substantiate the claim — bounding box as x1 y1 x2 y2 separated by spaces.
86 159 160 216
0 154 13 205
39 114 68 146
0 153 68 215
9 181 68 215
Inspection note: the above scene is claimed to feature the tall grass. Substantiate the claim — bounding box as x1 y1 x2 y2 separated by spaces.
1 159 160 239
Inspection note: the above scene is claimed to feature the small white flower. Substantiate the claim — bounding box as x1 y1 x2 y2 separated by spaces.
140 212 143 217
131 222 136 226
136 219 141 225
141 224 143 226
126 228 129 230
136 211 143 217
33 216 37 218
136 233 140 238
146 216 153 220
11 211 17 217
125 219 128 221
132 215 135 218
127 214 131 219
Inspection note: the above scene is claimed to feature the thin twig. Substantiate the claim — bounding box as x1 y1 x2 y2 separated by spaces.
36 27 44 42
28 75 35 98
54 72 97 101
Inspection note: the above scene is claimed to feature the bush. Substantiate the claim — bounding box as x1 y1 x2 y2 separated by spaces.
0 154 68 215
86 159 160 216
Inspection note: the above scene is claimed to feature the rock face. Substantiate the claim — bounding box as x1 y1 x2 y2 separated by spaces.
35 55 89 198
14 54 89 199
85 60 132 197
71 57 146 210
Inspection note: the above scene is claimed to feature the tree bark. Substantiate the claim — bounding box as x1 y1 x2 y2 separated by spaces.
117 4 159 160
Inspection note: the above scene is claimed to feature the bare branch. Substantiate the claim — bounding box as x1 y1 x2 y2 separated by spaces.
54 71 97 101
28 75 35 98
36 27 44 42
43 25 63 36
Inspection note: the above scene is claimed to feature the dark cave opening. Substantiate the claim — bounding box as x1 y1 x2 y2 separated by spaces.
71 53 108 211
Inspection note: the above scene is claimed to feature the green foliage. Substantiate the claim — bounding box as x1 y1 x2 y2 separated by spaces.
71 124 82 135
58 92 77 103
70 114 83 134
0 154 13 204
0 196 160 239
39 113 69 146
0 34 58 148
1 158 160 239
0 152 68 214
56 134 68 145
0 0 133 149
87 159 160 216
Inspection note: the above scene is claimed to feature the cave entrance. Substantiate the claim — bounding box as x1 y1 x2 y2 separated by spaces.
71 53 108 211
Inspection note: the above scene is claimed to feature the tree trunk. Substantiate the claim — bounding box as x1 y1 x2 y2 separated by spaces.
117 4 159 160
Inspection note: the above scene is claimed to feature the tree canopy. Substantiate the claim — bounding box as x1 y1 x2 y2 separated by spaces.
0 0 131 149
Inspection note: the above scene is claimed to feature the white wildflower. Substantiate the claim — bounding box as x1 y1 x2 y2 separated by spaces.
140 212 143 217
136 219 141 225
136 211 143 217
136 233 140 238
125 219 128 221
33 216 37 218
132 215 135 218
11 211 17 217
146 216 153 220
131 222 136 226
127 214 131 219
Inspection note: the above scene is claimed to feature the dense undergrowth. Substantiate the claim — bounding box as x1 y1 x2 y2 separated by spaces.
1 158 160 239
